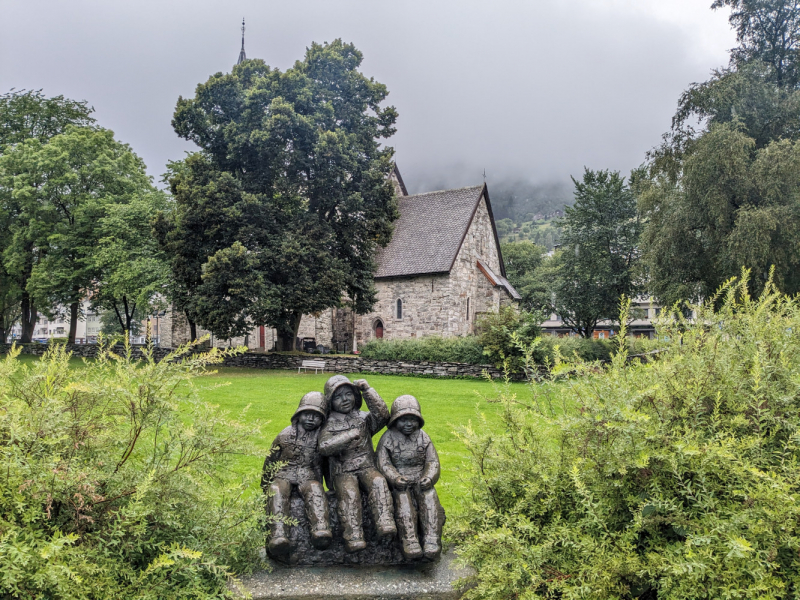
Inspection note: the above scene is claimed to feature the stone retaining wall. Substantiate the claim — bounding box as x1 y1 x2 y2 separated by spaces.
221 352 517 379
0 343 172 361
0 343 516 379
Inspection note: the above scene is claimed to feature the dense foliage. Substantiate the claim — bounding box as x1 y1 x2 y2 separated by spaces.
477 307 543 371
359 317 619 369
0 342 266 598
452 277 800 599
159 40 399 349
499 243 551 313
550 169 643 337
359 335 485 364
0 90 95 343
642 0 800 305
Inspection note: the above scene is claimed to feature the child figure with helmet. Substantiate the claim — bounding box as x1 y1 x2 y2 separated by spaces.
262 391 332 557
318 375 397 553
376 395 444 560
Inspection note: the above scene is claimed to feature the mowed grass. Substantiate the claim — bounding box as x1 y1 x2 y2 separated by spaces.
7 353 567 514
195 368 551 513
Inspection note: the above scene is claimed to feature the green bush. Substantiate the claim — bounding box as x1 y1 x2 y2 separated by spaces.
451 279 800 599
0 341 265 599
533 335 614 364
477 307 543 371
360 335 485 364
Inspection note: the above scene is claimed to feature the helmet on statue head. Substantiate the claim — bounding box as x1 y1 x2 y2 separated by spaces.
323 375 363 412
388 395 424 428
292 391 327 424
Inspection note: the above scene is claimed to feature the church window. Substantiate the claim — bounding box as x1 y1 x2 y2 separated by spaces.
467 298 470 320
396 299 403 319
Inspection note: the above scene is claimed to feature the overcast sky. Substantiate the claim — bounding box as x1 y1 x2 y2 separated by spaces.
0 0 735 193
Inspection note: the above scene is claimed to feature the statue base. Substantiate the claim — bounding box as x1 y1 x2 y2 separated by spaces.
269 491 445 567
235 548 473 600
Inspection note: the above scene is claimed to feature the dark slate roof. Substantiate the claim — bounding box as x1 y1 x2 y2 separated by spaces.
375 185 487 278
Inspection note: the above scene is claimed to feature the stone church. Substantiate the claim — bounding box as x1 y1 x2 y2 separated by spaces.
162 168 520 350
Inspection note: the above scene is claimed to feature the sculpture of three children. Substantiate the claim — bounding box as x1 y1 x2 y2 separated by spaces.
261 375 444 561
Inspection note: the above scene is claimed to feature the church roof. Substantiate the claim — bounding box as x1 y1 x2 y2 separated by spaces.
375 183 505 279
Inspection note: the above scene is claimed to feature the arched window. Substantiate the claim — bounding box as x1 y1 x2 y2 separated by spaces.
396 299 403 319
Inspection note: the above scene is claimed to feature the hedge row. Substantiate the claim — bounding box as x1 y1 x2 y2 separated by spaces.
359 334 625 366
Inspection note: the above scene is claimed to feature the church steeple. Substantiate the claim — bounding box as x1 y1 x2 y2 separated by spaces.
237 18 246 65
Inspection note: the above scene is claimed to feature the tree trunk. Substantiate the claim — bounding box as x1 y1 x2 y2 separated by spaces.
0 325 6 345
20 291 37 343
125 300 136 337
277 311 302 351
68 298 79 344
187 313 197 342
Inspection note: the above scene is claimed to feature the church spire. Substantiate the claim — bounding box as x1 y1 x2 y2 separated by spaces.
237 18 246 65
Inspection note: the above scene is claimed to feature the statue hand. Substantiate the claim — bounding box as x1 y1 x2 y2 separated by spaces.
419 477 433 490
353 379 370 391
395 476 409 491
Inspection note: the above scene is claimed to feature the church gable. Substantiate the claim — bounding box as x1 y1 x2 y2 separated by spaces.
374 185 484 279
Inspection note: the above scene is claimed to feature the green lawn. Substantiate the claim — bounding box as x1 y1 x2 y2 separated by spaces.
7 353 561 514
195 368 545 513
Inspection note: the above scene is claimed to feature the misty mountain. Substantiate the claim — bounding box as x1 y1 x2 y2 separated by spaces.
487 180 573 222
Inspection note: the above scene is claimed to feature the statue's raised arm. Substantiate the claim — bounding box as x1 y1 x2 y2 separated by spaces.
319 375 396 553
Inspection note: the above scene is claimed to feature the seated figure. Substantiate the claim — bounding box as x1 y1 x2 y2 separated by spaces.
318 375 397 553
376 395 443 560
262 391 332 556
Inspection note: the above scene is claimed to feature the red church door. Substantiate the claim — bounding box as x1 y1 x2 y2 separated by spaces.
375 320 384 339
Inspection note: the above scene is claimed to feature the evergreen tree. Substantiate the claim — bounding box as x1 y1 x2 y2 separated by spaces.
552 169 642 338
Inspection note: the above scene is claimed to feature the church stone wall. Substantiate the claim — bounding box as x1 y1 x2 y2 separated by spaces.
353 196 508 345
160 195 514 351
163 306 260 350
297 310 334 347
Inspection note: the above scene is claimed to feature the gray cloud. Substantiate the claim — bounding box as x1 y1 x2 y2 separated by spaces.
0 0 735 193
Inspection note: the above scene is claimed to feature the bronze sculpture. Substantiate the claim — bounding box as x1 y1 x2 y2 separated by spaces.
376 395 444 560
318 375 397 553
262 391 332 556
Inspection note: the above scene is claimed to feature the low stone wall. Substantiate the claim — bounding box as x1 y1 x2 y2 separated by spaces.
0 343 513 379
0 343 172 361
220 352 513 379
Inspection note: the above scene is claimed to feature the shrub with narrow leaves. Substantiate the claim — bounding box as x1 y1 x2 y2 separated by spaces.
0 341 266 599
451 276 800 599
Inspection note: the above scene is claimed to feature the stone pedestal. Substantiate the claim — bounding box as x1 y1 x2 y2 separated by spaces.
236 549 473 600
271 491 445 567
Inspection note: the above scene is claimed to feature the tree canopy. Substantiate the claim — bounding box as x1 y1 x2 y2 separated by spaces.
500 241 551 313
160 40 399 348
0 90 94 342
551 169 642 337
642 0 800 304
0 126 164 343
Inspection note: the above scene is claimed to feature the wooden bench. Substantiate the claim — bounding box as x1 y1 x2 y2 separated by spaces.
298 359 326 374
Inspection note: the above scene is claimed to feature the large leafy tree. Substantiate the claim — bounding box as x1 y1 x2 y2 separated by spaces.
551 169 642 337
641 123 800 304
642 0 800 303
714 0 800 87
0 90 94 342
92 190 170 334
1 126 162 343
162 40 399 349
